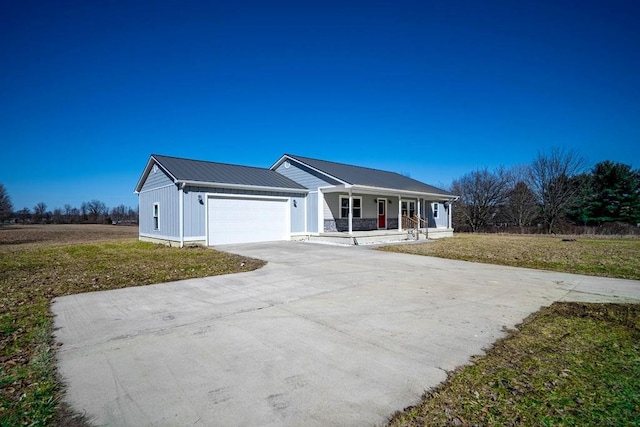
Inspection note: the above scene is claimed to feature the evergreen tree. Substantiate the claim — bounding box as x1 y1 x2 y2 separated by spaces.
582 161 640 225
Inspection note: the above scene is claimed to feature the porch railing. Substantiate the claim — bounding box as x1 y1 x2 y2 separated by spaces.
402 215 429 240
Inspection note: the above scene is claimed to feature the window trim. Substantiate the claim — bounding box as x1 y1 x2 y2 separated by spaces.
153 203 160 230
339 196 362 219
401 200 416 218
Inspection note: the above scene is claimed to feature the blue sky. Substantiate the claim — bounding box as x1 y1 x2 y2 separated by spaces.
1 0 638 211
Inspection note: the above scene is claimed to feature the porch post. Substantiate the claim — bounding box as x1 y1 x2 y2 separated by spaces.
448 201 452 229
417 198 421 226
397 196 402 231
318 190 324 233
348 190 353 235
179 185 184 248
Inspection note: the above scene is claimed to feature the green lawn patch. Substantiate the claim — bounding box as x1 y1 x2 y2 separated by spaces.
388 302 640 426
0 233 264 426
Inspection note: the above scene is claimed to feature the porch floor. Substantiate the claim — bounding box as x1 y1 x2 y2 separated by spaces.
301 228 454 246
303 229 409 246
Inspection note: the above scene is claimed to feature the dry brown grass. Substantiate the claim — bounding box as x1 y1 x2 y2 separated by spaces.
381 233 640 280
0 224 264 426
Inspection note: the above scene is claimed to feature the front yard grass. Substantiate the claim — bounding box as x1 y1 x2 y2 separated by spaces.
388 302 640 426
380 233 640 280
0 227 264 426
384 233 640 426
2 228 639 425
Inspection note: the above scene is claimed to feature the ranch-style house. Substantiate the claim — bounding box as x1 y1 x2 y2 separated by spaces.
134 154 457 246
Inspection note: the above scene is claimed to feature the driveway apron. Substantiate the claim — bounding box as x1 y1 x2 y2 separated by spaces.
52 242 640 426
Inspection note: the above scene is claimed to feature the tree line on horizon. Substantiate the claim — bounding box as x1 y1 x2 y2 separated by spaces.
2 147 639 233
450 147 640 234
0 190 137 225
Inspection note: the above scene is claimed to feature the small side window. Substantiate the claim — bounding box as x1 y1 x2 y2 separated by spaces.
153 203 160 230
433 203 439 218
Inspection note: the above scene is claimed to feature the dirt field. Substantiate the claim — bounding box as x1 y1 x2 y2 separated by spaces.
0 224 138 251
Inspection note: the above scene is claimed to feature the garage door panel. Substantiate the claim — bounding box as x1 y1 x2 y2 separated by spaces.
208 197 289 245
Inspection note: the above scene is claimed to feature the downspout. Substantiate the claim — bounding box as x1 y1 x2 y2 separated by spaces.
303 194 307 236
179 183 185 248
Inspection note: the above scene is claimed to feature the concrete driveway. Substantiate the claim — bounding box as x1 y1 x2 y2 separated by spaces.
53 242 640 426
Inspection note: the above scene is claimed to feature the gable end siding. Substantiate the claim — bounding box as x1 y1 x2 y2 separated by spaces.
275 161 340 189
141 166 174 191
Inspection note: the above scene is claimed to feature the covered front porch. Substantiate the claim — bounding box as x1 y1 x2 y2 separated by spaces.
318 184 455 238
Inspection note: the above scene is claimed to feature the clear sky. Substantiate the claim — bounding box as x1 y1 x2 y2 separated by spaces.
1 0 638 212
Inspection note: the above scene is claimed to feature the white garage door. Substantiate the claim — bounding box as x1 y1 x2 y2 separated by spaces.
207 196 289 245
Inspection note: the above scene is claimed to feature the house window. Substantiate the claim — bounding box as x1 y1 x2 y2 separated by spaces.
401 201 416 218
433 203 439 218
153 203 159 230
340 196 361 219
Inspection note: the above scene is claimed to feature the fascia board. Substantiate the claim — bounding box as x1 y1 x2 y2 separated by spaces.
269 154 289 170
134 155 179 193
328 184 457 200
180 180 309 194
134 157 156 193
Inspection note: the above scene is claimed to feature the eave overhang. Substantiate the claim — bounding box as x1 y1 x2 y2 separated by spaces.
320 184 457 200
178 180 309 194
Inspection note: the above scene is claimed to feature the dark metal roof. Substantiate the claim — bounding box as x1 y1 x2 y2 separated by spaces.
285 154 455 196
152 154 307 190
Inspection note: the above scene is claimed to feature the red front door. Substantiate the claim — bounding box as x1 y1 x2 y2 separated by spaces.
378 199 386 229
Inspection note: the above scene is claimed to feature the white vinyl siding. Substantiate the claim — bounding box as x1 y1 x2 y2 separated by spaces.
138 185 179 239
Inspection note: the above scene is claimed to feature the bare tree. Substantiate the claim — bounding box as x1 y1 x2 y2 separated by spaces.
86 199 107 223
110 204 128 223
503 166 538 232
80 202 88 221
33 202 48 223
17 207 30 223
0 183 13 222
51 207 63 224
69 207 80 223
528 147 586 233
63 204 73 222
450 167 510 232
127 206 139 223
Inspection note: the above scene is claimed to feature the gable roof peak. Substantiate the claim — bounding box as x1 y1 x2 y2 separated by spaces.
135 153 307 192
